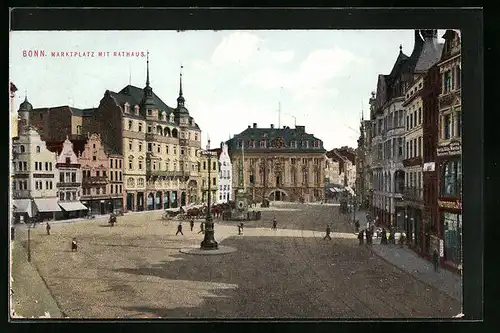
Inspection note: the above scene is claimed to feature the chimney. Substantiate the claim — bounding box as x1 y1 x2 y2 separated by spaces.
270 124 274 129
248 125 251 129
253 123 257 128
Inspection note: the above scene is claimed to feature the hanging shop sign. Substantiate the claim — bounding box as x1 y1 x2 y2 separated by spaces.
437 140 461 156
438 200 462 210
439 239 444 257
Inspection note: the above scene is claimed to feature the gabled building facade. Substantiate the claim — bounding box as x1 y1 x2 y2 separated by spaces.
54 138 87 218
436 30 462 270
79 133 125 215
209 142 233 203
12 126 61 222
227 123 326 203
370 30 428 228
85 56 203 212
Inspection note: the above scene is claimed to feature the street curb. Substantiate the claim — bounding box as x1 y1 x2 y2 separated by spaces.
366 244 462 303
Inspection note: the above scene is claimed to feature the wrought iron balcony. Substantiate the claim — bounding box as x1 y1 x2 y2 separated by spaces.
56 182 80 188
403 187 424 202
82 176 107 184
146 170 190 177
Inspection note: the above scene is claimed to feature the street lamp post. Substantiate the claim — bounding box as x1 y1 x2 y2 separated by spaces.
200 140 218 250
27 226 31 262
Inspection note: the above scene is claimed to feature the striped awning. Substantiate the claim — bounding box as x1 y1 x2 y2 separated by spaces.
34 198 62 212
59 201 88 211
13 199 34 217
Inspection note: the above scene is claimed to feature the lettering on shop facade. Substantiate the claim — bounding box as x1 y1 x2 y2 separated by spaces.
438 200 461 210
437 141 461 157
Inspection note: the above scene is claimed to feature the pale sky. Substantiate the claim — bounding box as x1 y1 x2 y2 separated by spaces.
9 30 445 150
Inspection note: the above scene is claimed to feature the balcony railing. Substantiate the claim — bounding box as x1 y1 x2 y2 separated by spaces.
82 176 107 184
403 187 424 202
56 182 80 188
146 170 190 177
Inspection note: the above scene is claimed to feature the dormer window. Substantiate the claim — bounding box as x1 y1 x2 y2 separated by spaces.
169 114 174 122
147 109 152 116
290 140 297 148
260 140 266 148
313 140 320 148
134 105 140 115
302 140 309 148
124 102 130 113
249 140 256 148
237 140 243 148
161 111 166 121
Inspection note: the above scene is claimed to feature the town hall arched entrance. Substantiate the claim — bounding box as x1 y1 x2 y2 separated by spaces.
267 189 288 201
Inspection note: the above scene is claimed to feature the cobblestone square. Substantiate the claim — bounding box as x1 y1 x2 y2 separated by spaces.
12 203 461 318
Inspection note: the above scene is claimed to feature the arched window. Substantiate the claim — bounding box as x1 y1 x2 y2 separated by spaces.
172 128 179 138
36 146 41 153
164 127 171 137
156 126 163 135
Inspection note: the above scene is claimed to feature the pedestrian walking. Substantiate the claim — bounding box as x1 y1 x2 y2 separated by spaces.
358 230 364 245
381 228 388 245
433 249 439 271
354 220 360 233
198 222 205 234
190 219 194 232
46 222 51 235
323 225 332 240
389 228 395 244
272 217 277 230
71 238 78 252
176 222 184 235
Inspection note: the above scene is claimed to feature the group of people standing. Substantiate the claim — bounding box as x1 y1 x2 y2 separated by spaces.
176 219 205 235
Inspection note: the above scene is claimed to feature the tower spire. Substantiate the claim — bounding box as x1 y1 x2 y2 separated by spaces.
146 51 150 86
179 65 183 97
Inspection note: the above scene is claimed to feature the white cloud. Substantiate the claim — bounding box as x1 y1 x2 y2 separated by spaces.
210 32 294 67
241 47 357 102
211 32 261 66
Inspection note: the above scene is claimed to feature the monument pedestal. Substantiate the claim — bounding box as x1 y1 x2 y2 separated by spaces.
232 188 249 221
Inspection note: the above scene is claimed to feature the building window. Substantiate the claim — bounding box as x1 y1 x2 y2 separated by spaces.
128 120 133 130
443 158 462 197
148 143 153 152
406 116 409 131
138 123 143 132
456 66 461 89
212 177 216 185
418 108 422 125
20 145 25 153
119 160 122 169
129 159 133 170
260 140 266 148
147 126 152 133
444 70 452 93
138 161 143 170
302 141 309 148
138 143 143 152
35 146 41 153
157 145 161 153
443 114 451 139
398 138 403 157
455 111 462 138
60 192 65 201
418 137 422 157
203 161 206 170
129 141 133 150
443 212 462 265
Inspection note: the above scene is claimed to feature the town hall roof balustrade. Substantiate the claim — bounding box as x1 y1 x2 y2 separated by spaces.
227 124 326 154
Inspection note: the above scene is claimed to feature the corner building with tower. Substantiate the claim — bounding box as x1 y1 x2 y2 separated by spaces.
85 55 203 212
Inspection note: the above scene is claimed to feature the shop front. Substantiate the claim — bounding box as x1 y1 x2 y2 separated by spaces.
438 199 462 270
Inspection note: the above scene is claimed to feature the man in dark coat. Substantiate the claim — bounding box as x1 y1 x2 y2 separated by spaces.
176 222 184 235
358 230 364 245
381 228 388 244
272 217 277 230
190 219 195 232
323 225 332 240
46 222 51 236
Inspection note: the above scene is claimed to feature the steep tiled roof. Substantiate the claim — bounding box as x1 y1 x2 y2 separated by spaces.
45 138 88 156
414 41 444 73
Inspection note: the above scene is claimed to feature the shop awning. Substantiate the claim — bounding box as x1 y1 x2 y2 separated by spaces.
59 201 88 211
34 198 62 212
13 199 34 217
